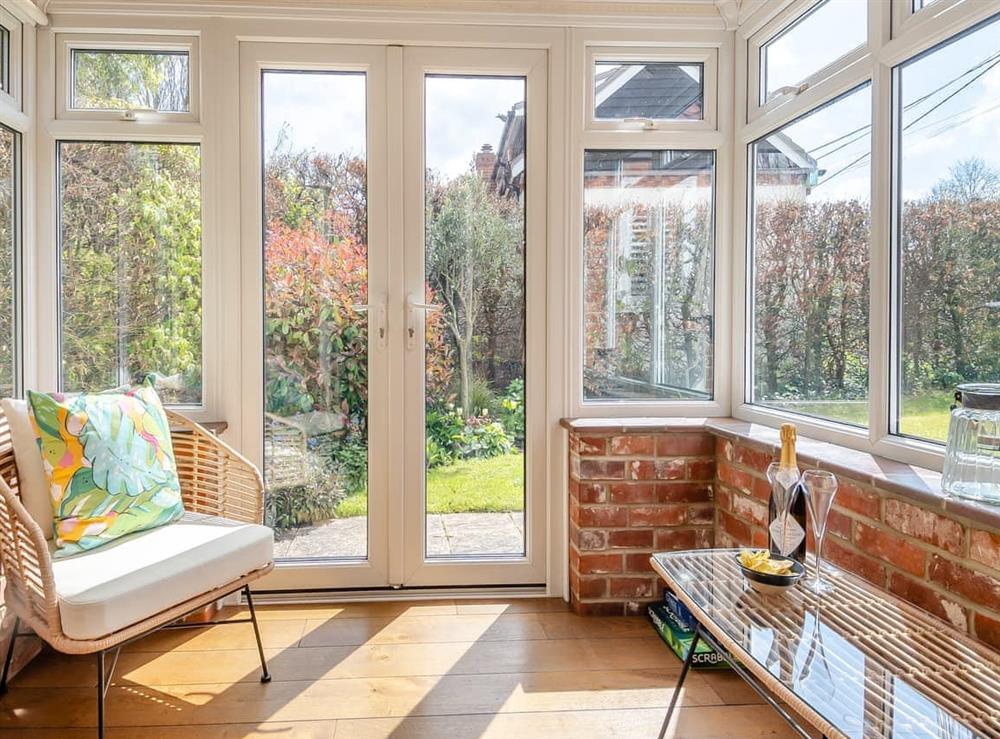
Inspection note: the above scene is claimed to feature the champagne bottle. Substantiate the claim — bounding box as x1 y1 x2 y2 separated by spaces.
768 423 807 563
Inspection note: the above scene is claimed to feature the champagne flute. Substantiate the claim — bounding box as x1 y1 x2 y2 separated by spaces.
801 469 838 594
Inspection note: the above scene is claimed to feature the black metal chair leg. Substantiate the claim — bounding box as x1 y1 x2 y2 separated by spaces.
96 650 105 739
0 615 19 695
658 629 700 739
244 586 271 683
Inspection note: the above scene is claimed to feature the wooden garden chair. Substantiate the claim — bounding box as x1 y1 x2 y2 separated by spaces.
0 408 275 737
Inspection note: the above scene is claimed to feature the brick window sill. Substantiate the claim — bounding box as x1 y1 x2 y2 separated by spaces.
561 416 1000 531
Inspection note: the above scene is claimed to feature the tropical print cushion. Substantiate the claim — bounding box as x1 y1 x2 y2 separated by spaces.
27 381 184 557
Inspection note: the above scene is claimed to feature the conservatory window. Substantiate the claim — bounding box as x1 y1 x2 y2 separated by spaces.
0 124 16 398
58 141 203 405
0 6 21 107
893 12 1000 444
593 61 704 121
759 0 867 105
70 48 190 112
748 84 872 426
583 149 715 402
0 23 9 98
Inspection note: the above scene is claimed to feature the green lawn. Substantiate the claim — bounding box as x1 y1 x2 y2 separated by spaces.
334 453 524 518
762 390 952 442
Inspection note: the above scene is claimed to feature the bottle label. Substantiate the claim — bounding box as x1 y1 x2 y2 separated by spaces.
769 515 805 556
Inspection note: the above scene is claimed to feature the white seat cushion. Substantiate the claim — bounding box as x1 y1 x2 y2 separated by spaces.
52 512 273 640
1 398 54 539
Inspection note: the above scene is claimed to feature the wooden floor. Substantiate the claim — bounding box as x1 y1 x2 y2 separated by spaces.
0 598 801 738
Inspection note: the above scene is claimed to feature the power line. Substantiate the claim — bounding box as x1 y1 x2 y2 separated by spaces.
915 98 1000 138
812 52 1000 190
904 54 1000 131
804 49 1000 157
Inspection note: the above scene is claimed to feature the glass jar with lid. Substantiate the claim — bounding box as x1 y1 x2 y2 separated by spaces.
942 383 1000 504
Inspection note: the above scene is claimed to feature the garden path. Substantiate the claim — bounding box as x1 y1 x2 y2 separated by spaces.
274 511 526 559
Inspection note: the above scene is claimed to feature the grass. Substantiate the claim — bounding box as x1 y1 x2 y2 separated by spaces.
333 452 524 518
760 390 953 443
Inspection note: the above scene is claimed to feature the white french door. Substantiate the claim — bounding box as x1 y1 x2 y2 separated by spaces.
239 42 547 592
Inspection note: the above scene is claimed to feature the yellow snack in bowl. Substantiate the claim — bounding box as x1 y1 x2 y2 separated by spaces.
738 549 794 575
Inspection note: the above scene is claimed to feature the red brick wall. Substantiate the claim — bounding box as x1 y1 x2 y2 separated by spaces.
568 430 715 615
715 436 1000 651
565 424 1000 652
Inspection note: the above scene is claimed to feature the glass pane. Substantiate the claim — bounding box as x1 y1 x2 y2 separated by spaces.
59 142 202 404
0 126 16 398
0 25 10 97
424 75 526 557
750 84 872 426
761 0 867 104
654 550 989 739
71 49 190 112
261 71 369 560
594 62 704 121
896 16 1000 443
583 150 715 401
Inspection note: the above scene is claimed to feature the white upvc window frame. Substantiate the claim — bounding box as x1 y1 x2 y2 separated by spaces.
586 45 718 132
0 1 36 400
746 0 876 124
736 0 1000 472
570 27 733 419
890 0 973 38
37 22 216 420
0 5 23 112
55 32 200 123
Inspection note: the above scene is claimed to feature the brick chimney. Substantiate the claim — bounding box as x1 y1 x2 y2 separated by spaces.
475 144 497 180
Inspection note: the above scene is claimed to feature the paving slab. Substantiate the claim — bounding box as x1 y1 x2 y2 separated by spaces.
277 511 525 560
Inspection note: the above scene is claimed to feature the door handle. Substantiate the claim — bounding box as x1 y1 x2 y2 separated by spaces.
406 294 443 349
352 300 387 351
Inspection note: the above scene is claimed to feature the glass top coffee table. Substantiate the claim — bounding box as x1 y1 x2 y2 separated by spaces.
650 549 1000 739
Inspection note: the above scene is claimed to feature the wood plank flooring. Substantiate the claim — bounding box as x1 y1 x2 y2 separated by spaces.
0 598 802 738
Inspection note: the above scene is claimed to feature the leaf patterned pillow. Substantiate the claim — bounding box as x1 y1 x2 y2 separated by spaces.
27 381 184 557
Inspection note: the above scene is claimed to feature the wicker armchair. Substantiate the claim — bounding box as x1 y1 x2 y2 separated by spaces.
0 409 274 737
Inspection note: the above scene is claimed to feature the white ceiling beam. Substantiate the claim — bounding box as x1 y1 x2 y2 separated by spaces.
43 0 733 30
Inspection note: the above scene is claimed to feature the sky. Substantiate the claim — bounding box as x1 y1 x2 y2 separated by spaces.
761 0 1000 202
262 70 524 181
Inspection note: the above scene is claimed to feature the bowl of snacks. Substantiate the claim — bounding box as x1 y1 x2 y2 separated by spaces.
735 549 805 595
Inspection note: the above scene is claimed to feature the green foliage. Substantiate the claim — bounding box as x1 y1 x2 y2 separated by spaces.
425 405 466 469
745 157 1000 414
73 50 189 112
424 404 515 469
331 429 368 496
468 376 498 416
265 483 342 530
60 142 203 404
498 379 525 448
263 220 368 422
263 149 453 427
456 414 514 459
0 130 14 398
426 171 524 416
425 438 454 470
